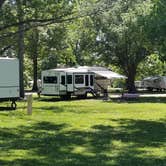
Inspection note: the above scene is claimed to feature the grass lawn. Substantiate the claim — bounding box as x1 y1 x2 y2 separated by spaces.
0 97 166 166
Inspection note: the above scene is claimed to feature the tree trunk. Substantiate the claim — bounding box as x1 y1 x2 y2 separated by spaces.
32 28 39 91
0 0 6 8
17 0 24 98
32 53 38 91
126 67 137 93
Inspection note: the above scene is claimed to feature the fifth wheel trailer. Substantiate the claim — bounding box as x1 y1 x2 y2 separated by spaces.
41 68 95 99
0 57 20 109
40 66 126 99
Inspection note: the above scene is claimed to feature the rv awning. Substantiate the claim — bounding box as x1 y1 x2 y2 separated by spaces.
52 66 126 80
92 70 126 79
78 66 126 79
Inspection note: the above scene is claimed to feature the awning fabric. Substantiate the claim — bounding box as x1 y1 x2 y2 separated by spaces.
50 66 126 80
78 66 126 79
92 70 126 79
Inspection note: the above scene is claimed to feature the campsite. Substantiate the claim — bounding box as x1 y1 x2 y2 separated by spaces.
0 0 166 166
0 96 166 166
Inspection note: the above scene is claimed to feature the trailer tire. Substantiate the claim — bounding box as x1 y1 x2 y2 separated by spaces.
60 93 71 100
77 93 87 99
147 87 153 92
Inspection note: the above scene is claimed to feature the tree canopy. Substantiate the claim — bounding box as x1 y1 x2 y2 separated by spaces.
0 0 165 92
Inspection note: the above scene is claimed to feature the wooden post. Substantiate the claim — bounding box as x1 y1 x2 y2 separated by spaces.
27 94 32 115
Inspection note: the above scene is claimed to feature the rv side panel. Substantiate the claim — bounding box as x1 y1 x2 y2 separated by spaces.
0 58 20 100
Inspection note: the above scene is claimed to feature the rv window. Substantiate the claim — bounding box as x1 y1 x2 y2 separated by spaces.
67 75 72 84
75 75 84 84
61 76 66 85
90 75 94 86
44 76 57 84
85 75 89 86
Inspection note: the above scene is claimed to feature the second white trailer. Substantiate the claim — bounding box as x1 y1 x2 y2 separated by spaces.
41 66 126 99
41 68 95 99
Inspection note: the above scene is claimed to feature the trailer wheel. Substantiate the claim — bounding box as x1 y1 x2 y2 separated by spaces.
11 101 17 110
147 87 153 92
60 93 71 100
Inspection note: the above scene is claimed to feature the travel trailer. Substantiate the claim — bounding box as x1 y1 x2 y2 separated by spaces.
142 76 166 91
41 66 126 99
0 57 20 109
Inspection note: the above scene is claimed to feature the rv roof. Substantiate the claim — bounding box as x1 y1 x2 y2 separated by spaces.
143 76 166 81
0 57 17 60
78 66 109 71
50 67 90 73
47 66 126 79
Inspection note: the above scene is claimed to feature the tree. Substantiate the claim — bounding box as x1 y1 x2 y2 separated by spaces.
89 0 153 92
0 0 80 91
67 17 97 66
146 0 166 62
26 27 39 91
137 54 166 80
17 0 25 98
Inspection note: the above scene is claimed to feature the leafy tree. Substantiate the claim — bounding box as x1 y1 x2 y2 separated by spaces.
146 0 166 62
90 0 154 92
0 0 80 91
137 54 166 80
26 27 39 91
40 24 74 70
67 17 97 66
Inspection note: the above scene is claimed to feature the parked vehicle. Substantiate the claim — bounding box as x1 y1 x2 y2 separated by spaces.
40 66 126 99
0 57 20 109
142 76 166 91
135 81 143 89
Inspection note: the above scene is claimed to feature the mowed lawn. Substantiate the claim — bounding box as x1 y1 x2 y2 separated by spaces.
0 97 166 166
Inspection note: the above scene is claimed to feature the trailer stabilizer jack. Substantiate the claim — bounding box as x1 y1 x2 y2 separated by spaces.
11 101 17 110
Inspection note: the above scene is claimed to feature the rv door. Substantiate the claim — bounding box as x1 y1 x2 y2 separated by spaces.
42 73 59 95
59 73 67 94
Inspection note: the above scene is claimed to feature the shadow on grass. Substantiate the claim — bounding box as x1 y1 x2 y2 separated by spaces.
0 107 14 111
0 119 166 166
110 97 166 104
33 105 65 113
36 96 96 102
33 103 94 114
35 94 166 104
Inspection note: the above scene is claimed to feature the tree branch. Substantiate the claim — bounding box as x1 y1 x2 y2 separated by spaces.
0 45 11 54
0 1 114 41
0 1 113 32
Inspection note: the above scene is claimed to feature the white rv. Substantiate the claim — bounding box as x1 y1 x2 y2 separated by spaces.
41 68 95 99
0 57 20 109
41 66 126 99
142 76 166 91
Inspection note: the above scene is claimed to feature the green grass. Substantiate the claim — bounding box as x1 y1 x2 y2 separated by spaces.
0 97 166 166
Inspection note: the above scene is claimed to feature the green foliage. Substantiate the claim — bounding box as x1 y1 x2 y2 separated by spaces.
24 57 33 87
0 0 165 91
146 0 166 61
85 0 154 92
137 54 166 80
66 17 98 66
